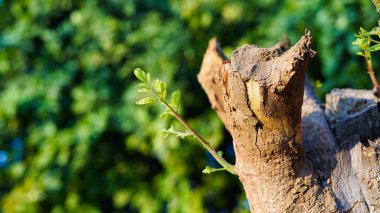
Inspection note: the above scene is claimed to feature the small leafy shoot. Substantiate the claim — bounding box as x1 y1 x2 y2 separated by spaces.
136 97 156 105
169 90 181 112
159 108 171 118
137 87 151 93
160 126 193 139
160 81 167 100
353 18 380 97
134 68 149 83
134 68 236 175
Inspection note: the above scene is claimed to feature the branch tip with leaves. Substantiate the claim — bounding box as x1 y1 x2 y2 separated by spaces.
353 26 380 97
134 68 236 175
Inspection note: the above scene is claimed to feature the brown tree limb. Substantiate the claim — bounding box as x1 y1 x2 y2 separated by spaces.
198 38 230 131
198 33 339 212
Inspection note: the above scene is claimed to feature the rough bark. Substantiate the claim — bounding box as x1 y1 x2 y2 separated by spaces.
198 38 230 131
301 82 337 180
198 35 380 212
325 89 380 213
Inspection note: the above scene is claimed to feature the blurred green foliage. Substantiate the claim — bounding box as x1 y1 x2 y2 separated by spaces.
0 0 378 212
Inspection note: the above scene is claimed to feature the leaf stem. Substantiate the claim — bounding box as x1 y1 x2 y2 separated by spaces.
370 38 380 44
202 167 229 174
149 85 236 175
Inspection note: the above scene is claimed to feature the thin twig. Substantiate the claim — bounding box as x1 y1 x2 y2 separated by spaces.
148 84 236 175
365 57 380 97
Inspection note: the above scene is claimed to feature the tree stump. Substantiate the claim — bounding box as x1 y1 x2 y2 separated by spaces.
326 89 380 212
198 33 380 212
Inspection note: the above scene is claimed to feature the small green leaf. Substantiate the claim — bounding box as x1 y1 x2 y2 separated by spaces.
356 51 364 56
218 151 223 157
171 90 180 106
153 79 160 92
134 68 147 82
352 37 370 51
169 90 181 112
360 27 369 36
136 97 156 105
202 166 212 174
368 43 380 52
138 88 151 93
146 73 151 83
352 38 362 45
138 83 149 87
159 108 171 118
315 80 323 89
160 81 167 100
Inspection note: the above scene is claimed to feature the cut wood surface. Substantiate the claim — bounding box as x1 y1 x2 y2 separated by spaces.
198 34 380 212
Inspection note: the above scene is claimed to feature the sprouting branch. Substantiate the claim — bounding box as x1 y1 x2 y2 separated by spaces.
134 68 236 175
353 27 380 97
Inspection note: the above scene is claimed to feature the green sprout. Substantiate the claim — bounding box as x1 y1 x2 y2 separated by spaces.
353 27 380 97
134 68 236 175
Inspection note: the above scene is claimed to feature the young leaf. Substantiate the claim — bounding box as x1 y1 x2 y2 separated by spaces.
136 97 156 105
160 81 167 100
146 73 151 83
315 80 323 89
360 27 369 36
368 43 380 52
134 68 147 82
202 166 212 174
159 108 172 118
138 88 151 93
353 37 370 50
153 79 160 92
171 90 180 106
352 38 360 46
138 83 149 87
356 51 364 57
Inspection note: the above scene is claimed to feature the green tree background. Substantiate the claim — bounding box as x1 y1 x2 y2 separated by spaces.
0 0 378 212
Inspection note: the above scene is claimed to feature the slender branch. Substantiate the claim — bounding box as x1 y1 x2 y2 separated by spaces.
202 166 229 174
149 85 236 175
370 38 380 44
365 57 380 97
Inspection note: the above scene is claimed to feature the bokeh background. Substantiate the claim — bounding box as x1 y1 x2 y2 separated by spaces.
0 0 379 212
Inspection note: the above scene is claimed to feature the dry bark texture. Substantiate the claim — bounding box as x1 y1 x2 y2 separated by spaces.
325 89 380 213
198 34 380 212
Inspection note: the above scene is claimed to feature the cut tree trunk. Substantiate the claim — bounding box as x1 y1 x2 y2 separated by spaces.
198 33 380 212
326 89 380 213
